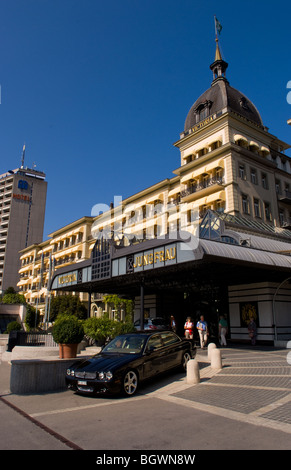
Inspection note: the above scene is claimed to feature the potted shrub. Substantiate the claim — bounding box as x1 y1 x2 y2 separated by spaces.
52 315 84 359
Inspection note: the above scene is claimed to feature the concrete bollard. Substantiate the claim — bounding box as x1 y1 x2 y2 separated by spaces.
186 359 200 384
211 348 222 370
208 342 217 360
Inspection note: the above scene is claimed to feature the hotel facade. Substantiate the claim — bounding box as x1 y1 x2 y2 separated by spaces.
17 216 94 319
23 41 291 345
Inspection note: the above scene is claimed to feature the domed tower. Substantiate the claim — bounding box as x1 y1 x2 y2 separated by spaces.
173 37 290 226
184 39 263 132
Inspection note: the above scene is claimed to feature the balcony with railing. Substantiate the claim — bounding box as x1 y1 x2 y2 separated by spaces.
181 176 224 202
278 189 291 205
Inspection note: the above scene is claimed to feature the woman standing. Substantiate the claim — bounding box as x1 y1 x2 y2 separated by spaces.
184 317 194 339
219 315 228 346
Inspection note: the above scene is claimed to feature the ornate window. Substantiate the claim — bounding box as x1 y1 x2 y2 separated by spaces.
254 198 260 218
242 194 250 214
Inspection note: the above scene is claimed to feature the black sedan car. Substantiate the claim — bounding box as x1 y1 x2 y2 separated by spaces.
66 331 196 397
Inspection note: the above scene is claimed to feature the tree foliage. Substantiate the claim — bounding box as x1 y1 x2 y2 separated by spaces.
103 294 133 320
49 295 87 321
6 321 22 333
24 304 41 331
0 287 26 305
83 315 135 345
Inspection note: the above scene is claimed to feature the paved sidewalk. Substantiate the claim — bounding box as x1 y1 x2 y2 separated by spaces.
171 346 291 434
0 345 291 450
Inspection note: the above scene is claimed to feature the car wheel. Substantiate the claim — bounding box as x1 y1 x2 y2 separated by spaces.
182 351 191 371
123 370 138 396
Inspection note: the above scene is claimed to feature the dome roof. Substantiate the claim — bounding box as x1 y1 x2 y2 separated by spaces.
184 80 263 131
184 41 263 132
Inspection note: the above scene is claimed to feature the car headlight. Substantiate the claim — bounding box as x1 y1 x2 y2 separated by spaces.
66 369 75 377
98 371 113 381
105 371 113 381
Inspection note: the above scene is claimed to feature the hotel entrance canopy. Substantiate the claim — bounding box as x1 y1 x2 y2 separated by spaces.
50 212 291 296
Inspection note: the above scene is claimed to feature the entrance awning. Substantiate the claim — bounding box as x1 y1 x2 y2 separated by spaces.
50 231 291 297
200 239 291 268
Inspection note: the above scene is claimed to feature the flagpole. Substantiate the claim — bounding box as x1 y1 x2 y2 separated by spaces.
21 144 26 169
214 15 217 39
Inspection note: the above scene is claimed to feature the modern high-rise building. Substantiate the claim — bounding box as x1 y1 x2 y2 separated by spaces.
0 164 47 293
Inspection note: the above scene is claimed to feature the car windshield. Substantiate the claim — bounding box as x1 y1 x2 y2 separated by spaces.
102 335 146 354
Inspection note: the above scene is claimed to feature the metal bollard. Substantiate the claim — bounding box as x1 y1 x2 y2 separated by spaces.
208 342 217 360
211 348 222 370
186 359 200 384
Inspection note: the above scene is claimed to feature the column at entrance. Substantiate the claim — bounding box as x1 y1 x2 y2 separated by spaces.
140 284 144 331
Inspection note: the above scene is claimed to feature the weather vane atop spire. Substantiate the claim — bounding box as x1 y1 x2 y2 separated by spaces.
214 16 222 39
213 16 223 62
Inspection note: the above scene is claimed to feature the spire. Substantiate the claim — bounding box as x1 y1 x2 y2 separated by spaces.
214 38 223 62
210 22 229 86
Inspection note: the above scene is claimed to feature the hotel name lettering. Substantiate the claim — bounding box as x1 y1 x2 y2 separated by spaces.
59 272 77 285
190 114 215 133
133 246 176 268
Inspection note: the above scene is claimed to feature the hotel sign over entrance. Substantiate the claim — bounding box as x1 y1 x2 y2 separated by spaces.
50 239 198 290
112 242 196 277
133 245 177 271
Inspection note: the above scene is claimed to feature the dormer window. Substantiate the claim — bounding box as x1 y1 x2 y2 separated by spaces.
199 107 209 121
194 100 213 123
239 97 250 110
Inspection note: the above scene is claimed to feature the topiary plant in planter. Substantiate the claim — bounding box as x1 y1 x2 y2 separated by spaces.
52 315 84 358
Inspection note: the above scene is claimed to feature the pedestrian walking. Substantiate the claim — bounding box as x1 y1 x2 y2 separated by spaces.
248 317 257 345
196 315 209 348
184 316 194 339
218 315 228 346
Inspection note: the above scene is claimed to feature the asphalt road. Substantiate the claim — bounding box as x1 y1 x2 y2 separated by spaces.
1 345 290 461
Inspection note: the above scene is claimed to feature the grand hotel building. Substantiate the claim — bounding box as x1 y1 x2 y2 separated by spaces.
21 40 291 344
17 216 94 320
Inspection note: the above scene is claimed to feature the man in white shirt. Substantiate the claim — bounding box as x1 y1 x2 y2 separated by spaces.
196 315 209 349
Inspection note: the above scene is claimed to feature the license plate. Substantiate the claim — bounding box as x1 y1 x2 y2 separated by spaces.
78 380 87 386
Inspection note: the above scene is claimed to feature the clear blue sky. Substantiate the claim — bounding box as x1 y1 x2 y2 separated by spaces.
0 0 291 239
